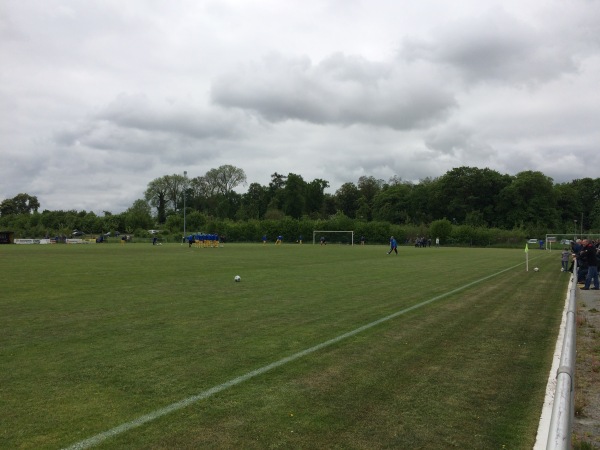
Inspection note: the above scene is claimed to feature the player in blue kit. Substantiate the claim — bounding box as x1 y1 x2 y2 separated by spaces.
387 236 398 255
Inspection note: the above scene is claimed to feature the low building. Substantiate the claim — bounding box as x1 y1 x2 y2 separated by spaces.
0 231 15 244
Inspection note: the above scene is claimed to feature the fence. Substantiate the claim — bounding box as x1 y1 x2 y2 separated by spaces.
536 259 577 449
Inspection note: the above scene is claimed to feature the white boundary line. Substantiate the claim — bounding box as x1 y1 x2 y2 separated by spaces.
64 262 522 450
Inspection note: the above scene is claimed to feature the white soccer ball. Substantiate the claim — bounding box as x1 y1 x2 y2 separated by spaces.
534 267 539 272
234 275 241 282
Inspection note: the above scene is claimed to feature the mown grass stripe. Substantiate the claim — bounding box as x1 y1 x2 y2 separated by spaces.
63 261 523 450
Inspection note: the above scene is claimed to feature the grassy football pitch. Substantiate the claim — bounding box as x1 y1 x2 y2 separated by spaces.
0 243 567 449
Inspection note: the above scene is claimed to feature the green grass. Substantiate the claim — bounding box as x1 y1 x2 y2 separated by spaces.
0 243 567 449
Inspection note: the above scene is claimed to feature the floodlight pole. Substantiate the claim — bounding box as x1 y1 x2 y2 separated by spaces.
183 171 187 241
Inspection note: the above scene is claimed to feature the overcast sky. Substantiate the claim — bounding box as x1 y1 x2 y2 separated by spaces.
2 0 600 214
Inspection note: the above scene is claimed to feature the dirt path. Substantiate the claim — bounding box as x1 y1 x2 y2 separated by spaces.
573 287 600 447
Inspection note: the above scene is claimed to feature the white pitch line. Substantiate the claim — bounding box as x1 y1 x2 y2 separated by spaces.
63 262 522 450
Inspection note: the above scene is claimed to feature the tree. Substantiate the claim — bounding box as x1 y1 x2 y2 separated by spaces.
282 173 306 219
570 178 600 231
267 172 287 210
372 183 412 223
409 178 438 224
238 183 268 220
204 165 247 196
335 182 360 218
124 199 153 231
190 165 247 217
144 174 187 216
213 191 242 220
552 181 583 232
496 171 558 229
429 218 453 244
357 176 383 220
435 167 511 226
189 175 213 197
144 176 170 223
0 199 16 216
165 174 187 213
269 172 287 191
0 193 40 216
305 178 329 218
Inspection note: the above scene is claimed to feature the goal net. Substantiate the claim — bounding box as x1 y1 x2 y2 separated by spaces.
313 230 354 245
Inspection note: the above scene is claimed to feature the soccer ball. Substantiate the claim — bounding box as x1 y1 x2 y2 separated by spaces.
234 275 241 282
534 267 539 272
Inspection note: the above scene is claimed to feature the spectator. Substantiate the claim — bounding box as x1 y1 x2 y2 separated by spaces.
580 239 599 290
561 248 570 272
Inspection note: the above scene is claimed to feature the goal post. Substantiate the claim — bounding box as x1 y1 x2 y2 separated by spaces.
313 230 354 246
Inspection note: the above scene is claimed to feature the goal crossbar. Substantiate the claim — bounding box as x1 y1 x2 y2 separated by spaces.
312 230 354 246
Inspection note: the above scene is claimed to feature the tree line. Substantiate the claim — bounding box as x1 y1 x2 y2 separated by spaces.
1 165 600 242
142 165 600 233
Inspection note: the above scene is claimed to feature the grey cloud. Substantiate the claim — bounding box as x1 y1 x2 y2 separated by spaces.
401 8 579 85
56 120 220 166
424 124 495 161
50 93 257 167
211 53 457 130
96 94 246 140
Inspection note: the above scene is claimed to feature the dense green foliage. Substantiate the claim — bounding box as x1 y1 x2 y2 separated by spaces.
2 166 600 242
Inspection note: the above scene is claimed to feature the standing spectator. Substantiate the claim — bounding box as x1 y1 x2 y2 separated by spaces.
579 239 599 290
561 248 570 272
387 236 398 255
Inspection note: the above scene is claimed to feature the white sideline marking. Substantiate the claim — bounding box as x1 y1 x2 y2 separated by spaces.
64 263 521 450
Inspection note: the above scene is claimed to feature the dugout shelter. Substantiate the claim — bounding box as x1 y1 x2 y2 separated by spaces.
0 231 15 244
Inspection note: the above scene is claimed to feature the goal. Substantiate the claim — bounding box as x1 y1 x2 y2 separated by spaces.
312 230 354 245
